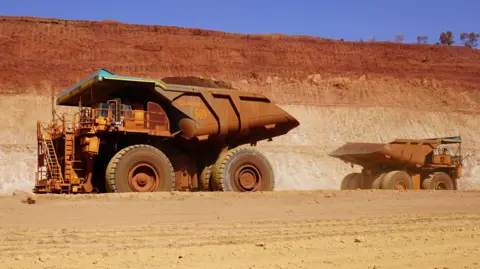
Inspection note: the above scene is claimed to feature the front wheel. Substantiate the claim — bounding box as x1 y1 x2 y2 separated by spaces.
422 172 454 190
211 146 275 192
105 144 175 193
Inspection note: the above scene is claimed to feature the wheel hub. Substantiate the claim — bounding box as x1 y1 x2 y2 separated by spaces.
435 182 447 190
395 182 406 191
235 164 262 191
128 163 159 192
135 174 148 186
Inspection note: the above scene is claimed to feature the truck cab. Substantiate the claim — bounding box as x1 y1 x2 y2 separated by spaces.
77 99 170 136
89 100 133 127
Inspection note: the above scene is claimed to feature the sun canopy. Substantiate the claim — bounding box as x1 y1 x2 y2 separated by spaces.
56 68 168 106
426 136 462 144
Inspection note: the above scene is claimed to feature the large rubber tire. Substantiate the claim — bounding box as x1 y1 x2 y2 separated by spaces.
380 170 413 190
211 146 275 192
340 173 362 190
198 164 212 191
422 172 454 190
105 144 175 193
371 172 386 189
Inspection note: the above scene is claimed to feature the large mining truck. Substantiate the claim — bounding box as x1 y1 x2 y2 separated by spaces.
329 137 463 190
34 69 299 194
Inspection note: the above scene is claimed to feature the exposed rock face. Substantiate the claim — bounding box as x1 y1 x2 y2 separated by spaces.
0 16 479 111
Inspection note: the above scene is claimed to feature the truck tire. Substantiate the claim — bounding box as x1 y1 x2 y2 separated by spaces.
211 146 275 192
371 172 386 189
340 173 361 190
105 144 175 193
199 164 213 191
381 170 413 190
422 172 454 190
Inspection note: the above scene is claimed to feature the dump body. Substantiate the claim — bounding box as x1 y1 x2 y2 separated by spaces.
34 69 300 194
328 138 456 169
56 68 299 142
329 137 463 190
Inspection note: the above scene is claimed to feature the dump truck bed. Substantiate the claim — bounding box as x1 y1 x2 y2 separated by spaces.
329 137 462 169
55 69 299 141
328 142 390 167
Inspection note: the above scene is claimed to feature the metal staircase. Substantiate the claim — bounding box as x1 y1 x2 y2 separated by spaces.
35 119 84 193
40 134 64 184
63 132 75 183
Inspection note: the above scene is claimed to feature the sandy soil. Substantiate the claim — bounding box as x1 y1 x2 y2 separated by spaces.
0 190 479 269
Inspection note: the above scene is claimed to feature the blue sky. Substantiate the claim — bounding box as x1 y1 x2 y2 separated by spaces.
1 0 478 44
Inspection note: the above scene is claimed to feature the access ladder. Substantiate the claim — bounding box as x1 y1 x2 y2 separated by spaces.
40 135 64 184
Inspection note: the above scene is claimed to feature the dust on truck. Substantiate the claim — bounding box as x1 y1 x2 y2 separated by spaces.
34 69 300 194
329 137 463 190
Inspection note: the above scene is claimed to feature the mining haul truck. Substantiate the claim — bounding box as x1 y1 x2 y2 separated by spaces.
34 69 300 194
329 136 463 190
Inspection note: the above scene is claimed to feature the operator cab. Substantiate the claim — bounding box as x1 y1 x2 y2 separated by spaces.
78 98 169 134
431 144 461 166
91 99 135 127
106 99 134 127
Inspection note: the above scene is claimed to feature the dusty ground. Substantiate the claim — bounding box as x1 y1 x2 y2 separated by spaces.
0 190 479 269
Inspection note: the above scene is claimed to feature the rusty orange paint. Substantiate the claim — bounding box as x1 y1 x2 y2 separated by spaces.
34 69 299 194
330 137 463 191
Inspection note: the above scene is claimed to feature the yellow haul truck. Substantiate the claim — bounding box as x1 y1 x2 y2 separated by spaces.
329 137 463 190
34 69 300 194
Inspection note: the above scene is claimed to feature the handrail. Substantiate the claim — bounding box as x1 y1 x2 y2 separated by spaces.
38 123 64 183
39 104 170 137
39 136 54 181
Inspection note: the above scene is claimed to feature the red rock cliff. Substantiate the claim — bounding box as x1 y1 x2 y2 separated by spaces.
1 16 480 110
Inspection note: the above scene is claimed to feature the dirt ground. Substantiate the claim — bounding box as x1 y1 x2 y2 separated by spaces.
1 190 479 269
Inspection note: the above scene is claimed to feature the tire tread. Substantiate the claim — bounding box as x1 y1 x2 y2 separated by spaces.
105 144 175 193
211 145 275 192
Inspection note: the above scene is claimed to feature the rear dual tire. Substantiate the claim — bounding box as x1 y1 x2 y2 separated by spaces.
370 172 386 189
208 146 275 192
341 170 413 190
340 172 381 190
380 171 413 190
198 164 213 191
340 173 362 190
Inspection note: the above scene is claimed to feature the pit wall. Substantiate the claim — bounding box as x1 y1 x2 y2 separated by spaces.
1 16 479 95
1 95 479 194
